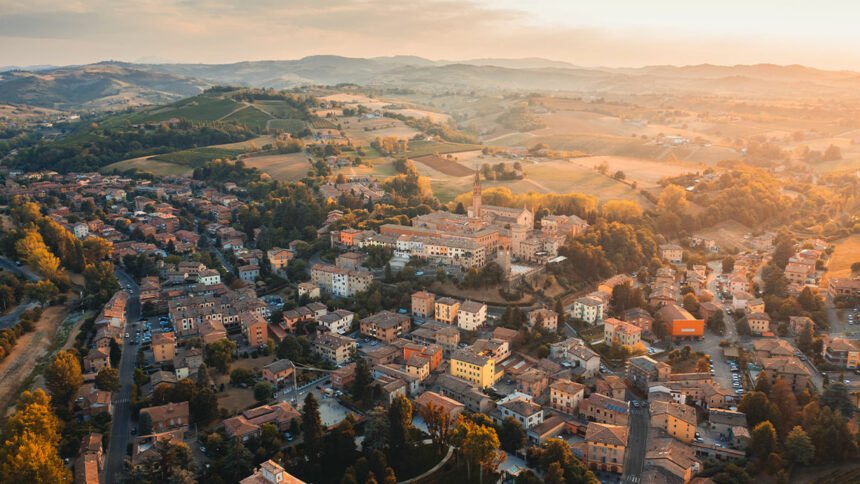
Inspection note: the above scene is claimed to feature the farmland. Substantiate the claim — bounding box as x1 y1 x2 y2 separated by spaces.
574 155 707 188
268 118 308 135
412 155 474 177
242 152 312 181
310 117 338 129
253 100 305 119
151 147 244 166
693 220 753 252
222 105 273 132
100 156 194 176
826 234 860 281
131 96 240 123
406 140 483 158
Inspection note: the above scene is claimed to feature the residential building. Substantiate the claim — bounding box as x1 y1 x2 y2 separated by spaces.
822 336 860 369
644 436 701 484
829 277 860 298
310 264 373 297
450 348 496 388
496 396 544 429
83 347 111 373
515 368 549 397
360 311 411 343
74 433 103 484
411 291 435 319
141 401 189 432
262 359 295 387
240 460 305 484
458 300 487 331
242 312 268 347
335 252 367 270
435 374 494 413
746 312 771 334
151 332 176 363
762 357 811 392
317 309 354 334
650 401 696 442
752 339 796 364
603 318 642 347
571 296 604 324
238 265 260 282
266 248 294 270
528 308 558 332
297 282 321 300
659 243 683 263
414 391 465 418
549 379 585 414
622 307 653 334
312 333 357 365
584 422 628 474
627 356 671 393
549 337 600 377
580 393 629 426
435 297 460 325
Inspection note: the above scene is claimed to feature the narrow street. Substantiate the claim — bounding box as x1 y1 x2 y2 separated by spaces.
103 269 140 483
622 405 649 483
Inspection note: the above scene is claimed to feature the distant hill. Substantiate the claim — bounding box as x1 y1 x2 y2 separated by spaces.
0 63 211 111
5 56 860 112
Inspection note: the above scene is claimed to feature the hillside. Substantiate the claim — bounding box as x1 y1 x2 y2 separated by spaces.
0 63 211 111
7 57 860 113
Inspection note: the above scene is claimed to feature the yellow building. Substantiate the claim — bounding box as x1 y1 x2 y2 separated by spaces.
435 297 460 325
450 348 495 389
585 422 628 474
650 401 696 443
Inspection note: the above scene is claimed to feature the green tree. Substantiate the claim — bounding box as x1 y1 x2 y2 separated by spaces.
821 382 853 415
754 370 771 396
738 391 775 429
83 261 121 308
138 411 154 435
22 280 58 307
109 339 122 367
302 392 324 458
722 256 735 273
452 419 500 484
253 382 273 402
205 338 237 373
499 416 526 453
387 395 413 456
191 388 219 424
785 425 815 465
95 367 120 392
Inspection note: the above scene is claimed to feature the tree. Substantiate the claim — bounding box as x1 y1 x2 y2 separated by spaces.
95 367 120 392
545 462 565 484
499 416 526 452
750 421 778 461
770 378 799 437
205 338 236 373
138 411 154 435
695 357 710 373
22 280 58 306
196 364 210 387
387 395 413 456
421 400 454 453
351 357 373 406
821 382 853 415
754 371 771 396
452 418 500 484
738 391 774 429
0 390 69 483
191 388 219 424
682 293 700 315
797 323 814 354
722 256 735 273
253 382 273 402
657 184 689 213
785 425 815 465
83 261 120 308
109 339 122 367
120 441 196 483
302 392 324 458
44 350 83 411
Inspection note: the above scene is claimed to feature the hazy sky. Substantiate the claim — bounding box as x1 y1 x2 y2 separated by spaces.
2 0 860 69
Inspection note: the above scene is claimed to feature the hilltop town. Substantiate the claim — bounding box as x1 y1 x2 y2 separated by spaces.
0 133 856 484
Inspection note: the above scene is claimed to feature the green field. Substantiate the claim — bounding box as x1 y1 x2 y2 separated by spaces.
101 157 194 176
268 118 308 135
406 140 483 158
151 147 244 166
254 100 305 119
133 96 241 123
222 105 273 132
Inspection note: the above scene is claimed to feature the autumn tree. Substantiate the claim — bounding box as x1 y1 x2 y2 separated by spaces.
451 418 500 483
657 184 689 213
0 389 70 483
22 280 58 307
770 378 799 437
44 350 83 412
785 426 815 465
750 421 778 461
421 400 454 453
695 357 710 373
387 395 413 457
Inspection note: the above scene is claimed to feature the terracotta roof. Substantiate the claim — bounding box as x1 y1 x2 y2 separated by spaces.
550 379 585 395
586 422 628 446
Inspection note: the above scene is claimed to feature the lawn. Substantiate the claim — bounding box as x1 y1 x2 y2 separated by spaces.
826 234 860 280
133 96 241 123
267 118 308 135
243 152 312 181
222 105 273 132
151 147 244 166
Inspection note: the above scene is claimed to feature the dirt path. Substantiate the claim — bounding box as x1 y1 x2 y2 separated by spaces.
0 304 73 413
217 102 251 121
522 177 552 192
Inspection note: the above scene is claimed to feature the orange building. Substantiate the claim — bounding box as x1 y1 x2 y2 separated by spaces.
403 342 443 370
338 229 360 247
671 320 704 339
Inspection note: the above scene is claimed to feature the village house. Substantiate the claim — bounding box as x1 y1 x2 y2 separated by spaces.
571 295 604 324
434 297 460 325
622 307 653 334
240 459 306 484
603 318 642 347
494 395 544 429
450 348 496 389
650 401 696 443
822 336 860 369
528 308 558 332
151 332 176 363
515 367 549 397
596 375 628 401
458 300 488 331
312 333 356 365
74 433 103 484
317 309 354 334
262 359 295 387
238 264 260 282
659 243 683 263
141 401 189 432
762 357 811 392
411 291 435 319
83 347 111 373
360 311 411 343
746 312 771 334
414 391 465 418
266 248 293 270
549 337 601 377
580 393 629 426
297 282 321 300
644 436 701 483
549 379 585 414
435 374 494 413
626 356 672 393
584 422 628 474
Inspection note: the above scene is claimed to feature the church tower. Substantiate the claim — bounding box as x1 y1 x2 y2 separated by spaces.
471 169 482 219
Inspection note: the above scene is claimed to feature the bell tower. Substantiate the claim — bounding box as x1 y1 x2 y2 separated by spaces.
471 169 482 219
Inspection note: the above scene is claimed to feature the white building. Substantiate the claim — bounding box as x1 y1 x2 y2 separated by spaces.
457 300 487 331
571 296 604 325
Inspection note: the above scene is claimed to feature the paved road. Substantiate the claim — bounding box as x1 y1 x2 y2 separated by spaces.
622 405 650 483
103 268 140 483
0 256 41 282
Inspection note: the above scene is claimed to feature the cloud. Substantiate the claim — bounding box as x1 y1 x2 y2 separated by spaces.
1 0 859 70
